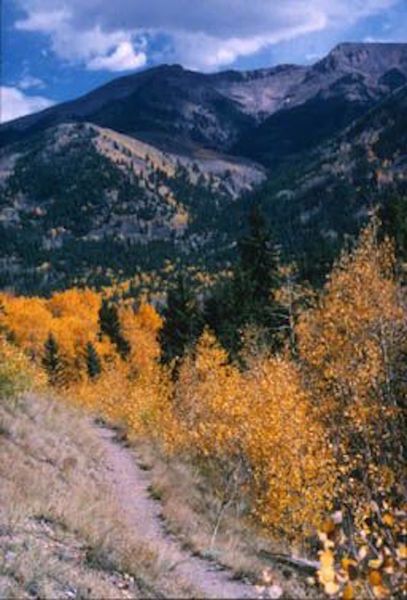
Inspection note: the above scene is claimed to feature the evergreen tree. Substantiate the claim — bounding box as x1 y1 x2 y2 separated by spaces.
98 298 131 359
85 341 102 379
159 275 200 365
380 189 407 261
238 203 281 303
205 204 285 355
42 333 61 385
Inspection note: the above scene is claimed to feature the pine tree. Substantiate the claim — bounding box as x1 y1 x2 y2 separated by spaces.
380 190 407 262
42 332 61 385
159 275 200 365
205 204 285 355
98 298 131 359
85 341 102 379
238 203 281 303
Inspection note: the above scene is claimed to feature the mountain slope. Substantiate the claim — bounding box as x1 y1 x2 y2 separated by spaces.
234 43 407 163
247 84 407 281
0 122 264 292
1 43 406 161
0 42 405 292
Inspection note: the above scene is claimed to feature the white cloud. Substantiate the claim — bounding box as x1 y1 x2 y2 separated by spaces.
13 0 403 71
16 6 147 73
0 87 54 123
87 42 146 71
18 75 45 90
169 13 327 70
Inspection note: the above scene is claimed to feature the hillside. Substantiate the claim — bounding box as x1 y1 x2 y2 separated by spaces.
234 43 407 164
0 42 406 293
0 392 175 599
1 223 406 599
0 351 311 599
0 122 263 292
240 84 407 282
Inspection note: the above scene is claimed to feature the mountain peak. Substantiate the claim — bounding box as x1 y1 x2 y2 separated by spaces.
314 41 407 76
1 42 406 152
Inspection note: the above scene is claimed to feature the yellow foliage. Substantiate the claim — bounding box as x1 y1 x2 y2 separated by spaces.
0 294 53 360
243 355 334 536
168 329 333 536
1 216 404 560
296 219 405 506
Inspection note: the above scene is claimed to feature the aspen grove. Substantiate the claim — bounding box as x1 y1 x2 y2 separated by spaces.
0 219 405 598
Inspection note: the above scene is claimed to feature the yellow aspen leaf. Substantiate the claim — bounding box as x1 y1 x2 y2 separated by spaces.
368 557 383 569
368 571 382 587
319 566 335 585
320 550 335 568
343 583 355 600
324 581 340 596
382 514 394 527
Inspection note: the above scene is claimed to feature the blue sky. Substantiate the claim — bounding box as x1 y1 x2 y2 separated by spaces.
1 0 406 122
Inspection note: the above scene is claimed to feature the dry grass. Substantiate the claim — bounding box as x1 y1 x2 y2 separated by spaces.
0 392 194 599
131 440 317 599
0 385 319 599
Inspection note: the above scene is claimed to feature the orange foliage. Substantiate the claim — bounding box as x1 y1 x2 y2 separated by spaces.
243 356 333 536
1 217 405 565
168 329 334 537
296 220 405 506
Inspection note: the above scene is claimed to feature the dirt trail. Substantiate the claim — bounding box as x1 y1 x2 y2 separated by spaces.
98 427 258 599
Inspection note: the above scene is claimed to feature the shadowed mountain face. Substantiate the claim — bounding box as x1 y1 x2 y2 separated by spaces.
0 43 406 293
1 43 406 162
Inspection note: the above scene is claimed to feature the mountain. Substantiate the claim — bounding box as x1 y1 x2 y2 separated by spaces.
0 42 406 293
0 122 264 292
233 43 407 163
1 43 406 159
246 84 407 282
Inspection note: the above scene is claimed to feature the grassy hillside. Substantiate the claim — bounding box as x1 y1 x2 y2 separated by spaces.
0 218 405 599
0 380 202 598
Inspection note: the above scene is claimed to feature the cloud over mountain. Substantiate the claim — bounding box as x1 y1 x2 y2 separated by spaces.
0 86 54 123
14 0 402 71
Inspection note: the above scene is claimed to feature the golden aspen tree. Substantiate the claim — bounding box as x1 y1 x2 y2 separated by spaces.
296 218 406 518
243 355 334 537
172 328 247 460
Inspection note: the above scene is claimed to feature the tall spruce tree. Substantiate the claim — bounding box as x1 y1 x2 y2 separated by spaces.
98 298 131 359
238 203 281 302
159 274 200 365
85 341 102 379
205 203 285 355
42 333 61 385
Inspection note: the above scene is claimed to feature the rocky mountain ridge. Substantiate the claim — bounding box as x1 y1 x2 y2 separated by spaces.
1 43 406 159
